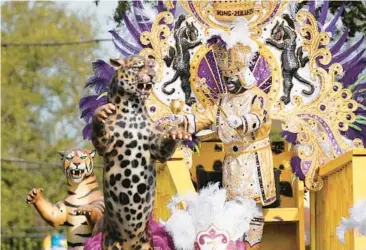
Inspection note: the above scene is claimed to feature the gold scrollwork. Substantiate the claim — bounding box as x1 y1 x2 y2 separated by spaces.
272 10 361 191
139 11 174 81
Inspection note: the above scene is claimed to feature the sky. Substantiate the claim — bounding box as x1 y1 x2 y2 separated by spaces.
63 0 119 61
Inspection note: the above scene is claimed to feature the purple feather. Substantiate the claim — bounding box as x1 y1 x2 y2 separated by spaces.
82 219 174 250
340 59 366 87
330 29 349 55
353 82 366 94
169 0 177 16
133 0 152 32
109 30 141 54
341 49 365 73
85 60 114 94
325 4 344 35
331 36 365 64
157 0 165 13
342 128 366 147
82 123 93 140
79 95 108 110
86 76 111 94
290 156 305 181
112 39 134 58
319 1 329 26
149 218 175 250
79 96 108 122
83 232 102 250
308 1 316 15
122 13 143 47
92 60 114 80
280 130 298 144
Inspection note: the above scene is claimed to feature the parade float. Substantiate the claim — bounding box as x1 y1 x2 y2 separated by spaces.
29 1 366 250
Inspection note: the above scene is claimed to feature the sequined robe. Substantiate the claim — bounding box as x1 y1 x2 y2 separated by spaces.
187 86 276 206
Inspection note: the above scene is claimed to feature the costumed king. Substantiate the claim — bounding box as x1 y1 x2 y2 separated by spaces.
168 41 276 250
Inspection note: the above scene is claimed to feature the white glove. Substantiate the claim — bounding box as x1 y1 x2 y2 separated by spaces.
168 114 185 125
227 115 243 129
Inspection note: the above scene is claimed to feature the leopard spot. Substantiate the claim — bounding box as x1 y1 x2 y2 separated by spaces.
120 160 130 168
131 159 138 168
137 183 147 194
133 193 141 203
124 169 131 177
132 175 140 183
122 178 131 188
119 192 129 205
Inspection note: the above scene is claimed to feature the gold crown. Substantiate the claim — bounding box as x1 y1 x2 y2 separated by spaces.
212 0 256 21
213 43 251 77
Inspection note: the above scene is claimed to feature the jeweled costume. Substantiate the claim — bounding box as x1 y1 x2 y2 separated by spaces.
186 44 276 247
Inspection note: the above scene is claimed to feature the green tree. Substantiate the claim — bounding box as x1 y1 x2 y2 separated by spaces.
1 2 102 249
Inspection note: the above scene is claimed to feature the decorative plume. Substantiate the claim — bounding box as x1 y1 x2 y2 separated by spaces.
83 218 175 250
337 199 366 244
164 183 260 249
307 2 366 146
79 60 114 140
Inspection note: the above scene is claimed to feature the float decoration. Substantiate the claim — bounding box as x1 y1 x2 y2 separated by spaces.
79 1 366 191
163 184 259 250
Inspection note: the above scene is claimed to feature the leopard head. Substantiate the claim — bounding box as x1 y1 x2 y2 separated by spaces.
58 149 96 183
109 56 156 97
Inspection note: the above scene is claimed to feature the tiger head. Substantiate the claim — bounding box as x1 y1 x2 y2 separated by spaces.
109 56 156 97
58 149 96 183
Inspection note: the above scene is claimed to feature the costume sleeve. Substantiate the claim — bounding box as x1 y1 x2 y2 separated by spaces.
186 105 217 133
239 94 269 134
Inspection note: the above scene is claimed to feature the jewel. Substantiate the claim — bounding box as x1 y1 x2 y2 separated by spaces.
348 103 353 109
320 104 326 111
149 106 156 113
233 146 239 152
333 86 338 91
342 93 347 98
339 122 344 128
346 114 351 120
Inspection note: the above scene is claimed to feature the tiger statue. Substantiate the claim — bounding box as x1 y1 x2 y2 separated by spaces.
27 148 104 249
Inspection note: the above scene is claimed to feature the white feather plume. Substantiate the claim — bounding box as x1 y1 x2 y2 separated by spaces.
336 199 366 244
164 183 259 249
165 210 196 250
216 197 261 240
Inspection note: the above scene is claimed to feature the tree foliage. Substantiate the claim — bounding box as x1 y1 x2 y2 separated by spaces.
1 2 101 248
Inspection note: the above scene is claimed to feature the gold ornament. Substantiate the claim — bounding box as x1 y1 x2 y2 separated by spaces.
271 10 362 191
139 11 174 81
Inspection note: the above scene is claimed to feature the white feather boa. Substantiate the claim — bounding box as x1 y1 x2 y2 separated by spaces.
164 183 261 250
336 198 366 244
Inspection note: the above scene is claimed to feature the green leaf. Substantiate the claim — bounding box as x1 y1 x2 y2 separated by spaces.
350 124 363 131
356 115 366 120
355 119 366 125
348 73 366 90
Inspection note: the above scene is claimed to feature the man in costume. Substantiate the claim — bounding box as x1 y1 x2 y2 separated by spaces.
170 43 276 249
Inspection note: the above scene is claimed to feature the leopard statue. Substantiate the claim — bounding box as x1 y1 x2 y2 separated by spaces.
266 14 315 105
162 14 201 106
27 148 104 249
91 55 184 250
